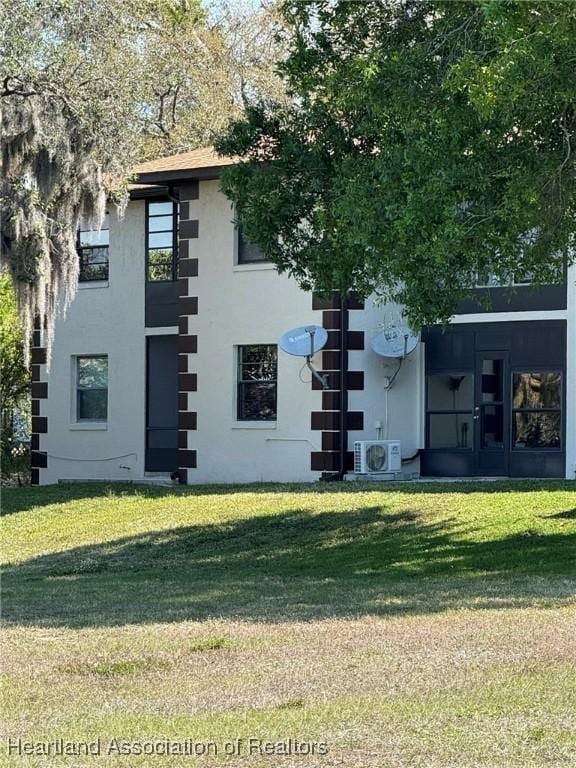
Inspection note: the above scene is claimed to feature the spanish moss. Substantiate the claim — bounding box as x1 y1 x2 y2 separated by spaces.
1 92 106 365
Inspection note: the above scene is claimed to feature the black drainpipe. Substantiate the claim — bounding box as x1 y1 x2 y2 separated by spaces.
339 291 349 480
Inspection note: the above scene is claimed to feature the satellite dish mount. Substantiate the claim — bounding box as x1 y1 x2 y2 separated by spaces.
303 327 329 389
370 321 420 390
278 324 329 389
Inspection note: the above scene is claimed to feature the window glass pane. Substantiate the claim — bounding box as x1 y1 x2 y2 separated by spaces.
81 248 108 265
512 372 561 409
79 215 109 247
512 270 534 285
78 389 107 421
79 228 109 247
428 413 473 449
78 357 108 389
239 345 277 381
481 359 503 403
148 215 174 233
481 404 504 448
147 250 173 281
148 231 173 249
238 231 268 263
513 412 561 449
476 271 508 287
148 201 173 216
146 202 176 282
79 247 109 281
427 374 473 411
238 382 277 421
237 345 277 421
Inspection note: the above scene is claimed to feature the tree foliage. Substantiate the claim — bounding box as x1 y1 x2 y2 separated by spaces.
0 272 30 460
0 0 284 359
139 0 287 160
218 0 576 326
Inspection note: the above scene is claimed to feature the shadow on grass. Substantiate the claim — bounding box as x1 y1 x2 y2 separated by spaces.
551 508 576 520
2 478 575 517
3 502 575 628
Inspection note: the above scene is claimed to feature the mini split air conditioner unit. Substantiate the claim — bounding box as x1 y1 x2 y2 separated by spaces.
354 440 402 474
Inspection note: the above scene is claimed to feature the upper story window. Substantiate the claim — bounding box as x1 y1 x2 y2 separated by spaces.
475 262 565 289
146 200 178 281
237 227 268 265
237 345 277 421
76 355 108 421
78 215 109 282
475 269 535 288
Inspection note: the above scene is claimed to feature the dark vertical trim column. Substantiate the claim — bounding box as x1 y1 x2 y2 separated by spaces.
177 181 200 483
30 318 49 484
339 293 349 480
310 292 365 478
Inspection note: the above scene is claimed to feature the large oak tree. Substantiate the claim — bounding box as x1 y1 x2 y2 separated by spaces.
218 0 576 327
0 0 284 359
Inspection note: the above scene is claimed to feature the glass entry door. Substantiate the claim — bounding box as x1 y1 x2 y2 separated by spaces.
474 351 510 475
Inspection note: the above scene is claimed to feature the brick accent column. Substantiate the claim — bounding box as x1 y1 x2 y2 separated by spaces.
177 182 200 483
30 319 49 485
309 292 365 479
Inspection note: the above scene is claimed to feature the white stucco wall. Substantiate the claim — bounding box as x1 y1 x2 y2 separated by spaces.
348 299 423 474
41 202 146 483
186 180 324 483
39 179 574 484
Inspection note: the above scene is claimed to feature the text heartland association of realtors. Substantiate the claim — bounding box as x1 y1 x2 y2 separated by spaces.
6 737 329 757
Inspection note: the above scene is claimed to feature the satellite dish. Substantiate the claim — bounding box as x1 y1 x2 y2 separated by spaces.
279 324 329 388
279 325 328 357
371 324 419 359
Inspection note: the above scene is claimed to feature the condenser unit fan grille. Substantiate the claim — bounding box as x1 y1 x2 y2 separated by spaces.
366 444 388 472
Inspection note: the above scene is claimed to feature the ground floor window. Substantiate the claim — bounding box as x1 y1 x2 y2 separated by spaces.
425 369 563 451
426 373 473 449
512 372 562 449
237 345 277 421
76 356 108 421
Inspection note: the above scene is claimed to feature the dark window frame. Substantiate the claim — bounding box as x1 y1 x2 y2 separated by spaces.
474 261 566 289
425 371 474 451
77 216 110 282
145 198 179 282
510 369 563 451
236 345 278 422
76 355 108 422
475 271 535 288
236 227 269 265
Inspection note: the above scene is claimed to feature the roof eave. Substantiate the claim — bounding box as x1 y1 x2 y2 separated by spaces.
134 165 225 186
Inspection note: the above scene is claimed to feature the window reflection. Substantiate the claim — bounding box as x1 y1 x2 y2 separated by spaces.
512 371 561 450
512 373 561 409
513 413 561 449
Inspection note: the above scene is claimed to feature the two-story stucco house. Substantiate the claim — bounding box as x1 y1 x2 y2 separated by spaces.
29 148 576 485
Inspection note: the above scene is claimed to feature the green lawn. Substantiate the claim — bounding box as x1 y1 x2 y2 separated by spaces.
1 481 575 767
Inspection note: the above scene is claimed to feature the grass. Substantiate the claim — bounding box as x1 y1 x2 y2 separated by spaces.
1 480 575 766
